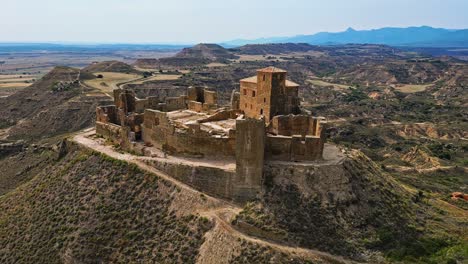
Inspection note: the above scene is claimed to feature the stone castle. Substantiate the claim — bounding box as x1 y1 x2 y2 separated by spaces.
96 67 325 202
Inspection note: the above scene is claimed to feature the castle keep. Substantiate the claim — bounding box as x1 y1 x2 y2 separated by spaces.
239 67 301 122
96 67 325 202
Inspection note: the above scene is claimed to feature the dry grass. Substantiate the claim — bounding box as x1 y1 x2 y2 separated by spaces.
0 83 30 89
233 54 286 62
308 78 351 90
84 72 141 94
0 74 40 93
206 62 228 67
125 74 181 85
394 84 431 93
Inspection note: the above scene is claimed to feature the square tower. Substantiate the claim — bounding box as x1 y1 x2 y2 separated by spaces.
239 67 300 123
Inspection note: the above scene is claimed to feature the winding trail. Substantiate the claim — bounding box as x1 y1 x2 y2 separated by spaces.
72 129 355 264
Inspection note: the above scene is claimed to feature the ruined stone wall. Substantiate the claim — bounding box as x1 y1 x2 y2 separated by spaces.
233 118 265 202
187 101 203 112
204 90 217 105
96 105 117 124
144 159 236 201
198 109 242 123
142 109 236 157
265 127 325 161
187 86 204 102
96 121 130 147
161 96 187 112
268 115 321 137
265 135 291 160
230 90 240 110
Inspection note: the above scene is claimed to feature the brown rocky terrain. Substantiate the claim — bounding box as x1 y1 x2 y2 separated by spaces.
176 43 238 61
0 138 354 263
0 66 111 141
0 43 467 263
82 60 141 74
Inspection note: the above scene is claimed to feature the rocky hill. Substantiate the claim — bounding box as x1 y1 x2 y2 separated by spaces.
0 141 348 263
176 43 238 61
0 66 110 141
135 44 238 69
82 60 140 74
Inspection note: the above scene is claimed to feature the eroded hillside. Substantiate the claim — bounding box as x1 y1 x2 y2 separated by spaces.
0 141 351 263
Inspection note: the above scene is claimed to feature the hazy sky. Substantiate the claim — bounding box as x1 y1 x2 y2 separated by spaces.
1 0 467 43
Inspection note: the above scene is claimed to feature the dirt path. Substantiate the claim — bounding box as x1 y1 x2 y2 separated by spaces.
72 129 355 264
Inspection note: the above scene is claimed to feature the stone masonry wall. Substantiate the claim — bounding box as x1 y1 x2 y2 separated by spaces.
267 115 321 137
233 118 265 202
144 159 236 201
142 109 236 157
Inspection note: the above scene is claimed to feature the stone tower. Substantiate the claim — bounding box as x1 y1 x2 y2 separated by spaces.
239 67 300 123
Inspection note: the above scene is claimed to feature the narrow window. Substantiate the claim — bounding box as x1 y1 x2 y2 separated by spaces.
250 104 253 109
264 97 266 103
263 75 266 81
243 89 247 95
244 103 247 108
260 109 263 115
252 90 256 97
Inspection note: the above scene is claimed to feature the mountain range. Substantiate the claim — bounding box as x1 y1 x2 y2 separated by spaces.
222 26 468 47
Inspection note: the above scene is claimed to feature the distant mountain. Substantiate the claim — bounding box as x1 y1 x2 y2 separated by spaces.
222 26 468 47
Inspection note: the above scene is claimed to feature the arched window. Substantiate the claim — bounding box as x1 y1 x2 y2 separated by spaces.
260 109 263 115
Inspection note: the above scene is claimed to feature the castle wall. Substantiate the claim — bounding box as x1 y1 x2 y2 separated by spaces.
142 109 236 157
198 109 242 123
204 90 217 105
187 86 204 102
96 105 117 124
233 118 265 202
162 96 187 112
230 90 240 110
143 159 236 201
268 115 321 137
96 121 131 148
188 101 203 112
265 134 324 161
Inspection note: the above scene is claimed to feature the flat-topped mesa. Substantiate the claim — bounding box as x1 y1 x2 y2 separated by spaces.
95 67 326 202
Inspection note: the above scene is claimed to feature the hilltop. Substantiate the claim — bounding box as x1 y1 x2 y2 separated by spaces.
82 60 141 74
135 43 238 68
176 43 238 61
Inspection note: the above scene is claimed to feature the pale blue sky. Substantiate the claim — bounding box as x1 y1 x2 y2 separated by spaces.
1 0 467 43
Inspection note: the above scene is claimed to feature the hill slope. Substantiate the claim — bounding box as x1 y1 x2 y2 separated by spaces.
0 141 347 263
82 60 140 74
0 66 110 141
176 43 238 61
